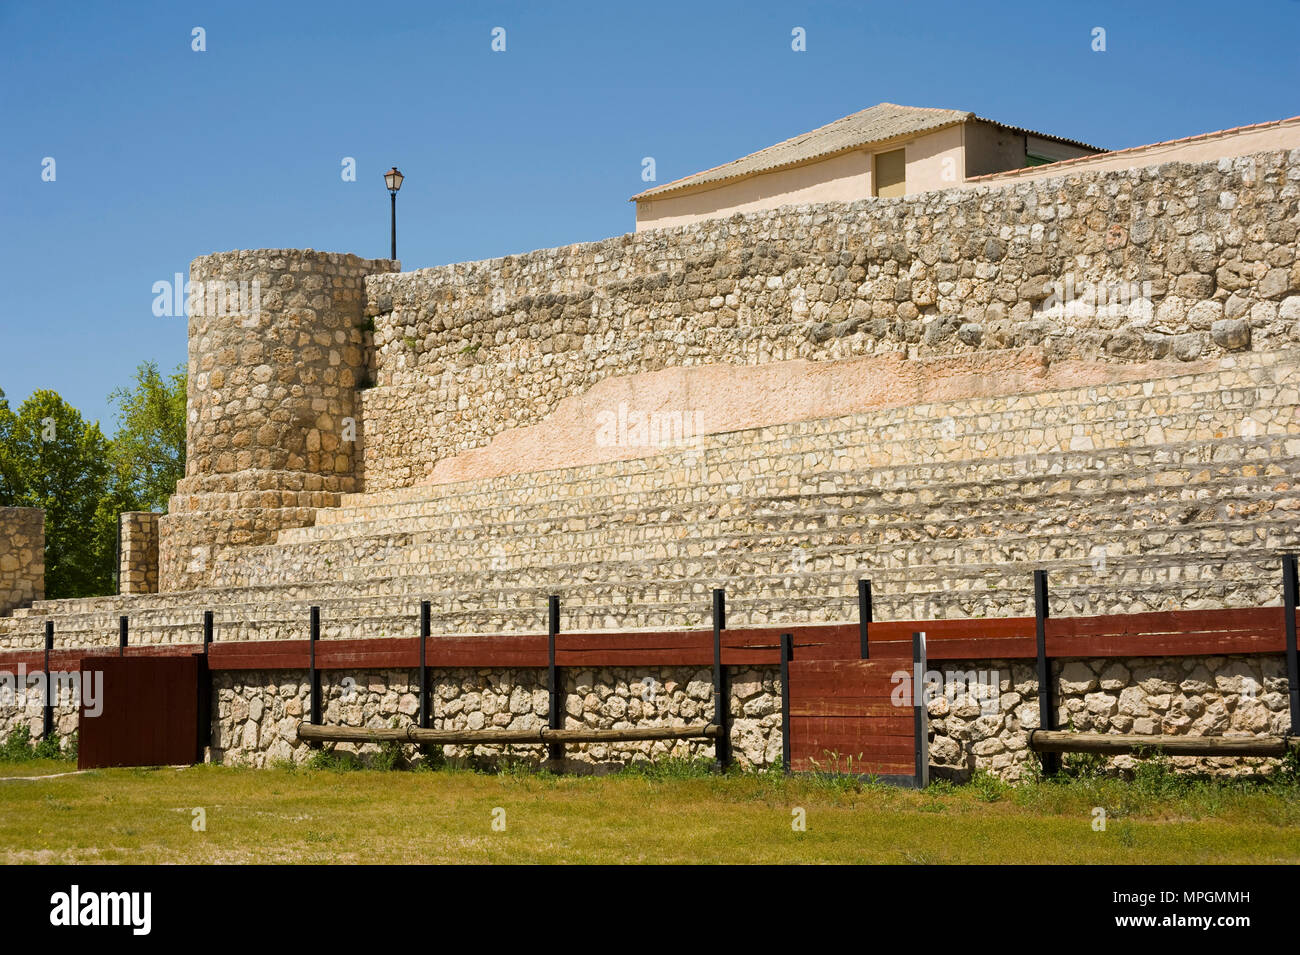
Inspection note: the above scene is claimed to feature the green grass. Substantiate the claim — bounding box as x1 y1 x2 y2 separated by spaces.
1 759 1298 863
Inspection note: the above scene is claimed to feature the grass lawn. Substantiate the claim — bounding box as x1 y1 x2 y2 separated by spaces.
2 757 1299 864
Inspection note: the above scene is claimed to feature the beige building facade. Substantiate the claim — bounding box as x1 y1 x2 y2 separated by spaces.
632 103 1101 231
632 102 1300 231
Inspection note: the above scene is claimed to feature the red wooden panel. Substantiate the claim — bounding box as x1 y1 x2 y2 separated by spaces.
790 700 911 721
316 637 419 669
1044 607 1289 658
789 721 915 755
424 635 547 668
78 655 201 768
870 617 1036 639
927 636 1038 660
208 639 310 670
787 660 912 694
1047 607 1280 638
124 643 202 658
0 649 88 671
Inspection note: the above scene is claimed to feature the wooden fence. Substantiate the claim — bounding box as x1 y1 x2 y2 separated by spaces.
2 556 1298 782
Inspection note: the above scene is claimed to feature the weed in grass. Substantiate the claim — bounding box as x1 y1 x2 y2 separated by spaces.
0 724 76 763
804 751 871 796
970 770 1008 803
1063 748 1108 780
414 743 446 771
371 720 407 772
306 747 365 772
623 757 715 782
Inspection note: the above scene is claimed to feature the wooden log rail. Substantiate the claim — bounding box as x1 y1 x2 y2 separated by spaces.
297 721 720 746
1028 730 1300 758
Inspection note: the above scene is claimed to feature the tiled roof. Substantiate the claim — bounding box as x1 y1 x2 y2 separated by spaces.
632 102 1102 201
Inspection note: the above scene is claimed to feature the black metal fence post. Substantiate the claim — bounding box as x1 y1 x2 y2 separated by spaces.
712 588 731 771
547 595 563 765
197 610 214 761
1283 556 1299 733
779 632 793 773
1033 570 1058 776
309 606 321 726
118 615 128 656
42 621 53 739
419 600 431 730
913 630 929 788
858 578 873 659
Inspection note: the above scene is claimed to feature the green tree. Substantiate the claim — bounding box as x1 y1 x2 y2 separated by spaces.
106 361 186 512
2 391 112 598
0 387 15 504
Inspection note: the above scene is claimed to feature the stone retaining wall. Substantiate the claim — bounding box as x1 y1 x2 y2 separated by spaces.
198 654 1289 781
929 654 1289 781
211 666 782 771
360 148 1300 491
0 508 43 617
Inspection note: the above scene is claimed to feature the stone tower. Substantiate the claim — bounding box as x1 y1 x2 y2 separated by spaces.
158 249 397 591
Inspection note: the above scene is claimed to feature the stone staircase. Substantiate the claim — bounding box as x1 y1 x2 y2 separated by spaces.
2 354 1299 652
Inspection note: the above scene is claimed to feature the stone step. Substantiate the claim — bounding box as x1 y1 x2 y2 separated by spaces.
277 452 1295 549
268 470 1298 561
3 551 1283 650
315 408 1291 529
333 361 1292 515
217 488 1300 587
12 513 1289 638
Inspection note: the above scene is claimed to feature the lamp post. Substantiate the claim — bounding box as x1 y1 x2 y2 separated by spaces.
384 166 404 260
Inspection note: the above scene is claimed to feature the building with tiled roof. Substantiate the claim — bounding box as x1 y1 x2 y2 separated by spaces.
632 103 1300 232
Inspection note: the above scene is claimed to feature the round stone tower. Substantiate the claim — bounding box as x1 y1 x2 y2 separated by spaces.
159 249 398 591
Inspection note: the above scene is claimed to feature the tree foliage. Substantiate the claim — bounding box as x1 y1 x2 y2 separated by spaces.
106 361 186 512
0 363 188 599
0 390 112 597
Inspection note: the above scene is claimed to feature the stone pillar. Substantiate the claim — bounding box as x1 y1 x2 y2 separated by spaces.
0 508 44 616
119 512 160 594
158 249 398 591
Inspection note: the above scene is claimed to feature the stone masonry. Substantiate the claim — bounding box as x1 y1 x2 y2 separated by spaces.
359 149 1300 491
0 508 43 617
159 249 399 592
212 667 781 770
1 148 1299 778
118 512 159 595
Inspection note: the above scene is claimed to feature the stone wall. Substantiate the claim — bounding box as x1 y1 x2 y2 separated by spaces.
0 508 43 617
0 701 77 751
201 652 1285 781
159 249 399 592
928 654 1289 781
118 512 159 595
211 666 781 770
359 148 1300 491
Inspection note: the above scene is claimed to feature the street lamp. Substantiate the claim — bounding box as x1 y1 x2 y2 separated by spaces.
384 166 404 260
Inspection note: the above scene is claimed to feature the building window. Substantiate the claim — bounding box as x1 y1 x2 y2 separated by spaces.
1024 151 1055 167
874 148 906 198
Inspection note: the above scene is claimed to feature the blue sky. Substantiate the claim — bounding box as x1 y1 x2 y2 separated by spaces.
1 0 1297 429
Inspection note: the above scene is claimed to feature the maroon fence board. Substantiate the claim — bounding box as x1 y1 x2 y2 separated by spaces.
3 601 1292 784
3 607 1291 676
785 657 916 775
1045 607 1287 657
78 655 202 769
